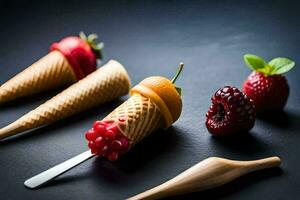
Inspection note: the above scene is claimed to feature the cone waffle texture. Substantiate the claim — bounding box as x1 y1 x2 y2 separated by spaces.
0 51 77 104
0 60 130 139
104 93 163 147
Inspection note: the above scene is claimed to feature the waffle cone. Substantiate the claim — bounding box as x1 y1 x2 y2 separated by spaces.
0 60 130 139
0 51 77 104
104 93 163 147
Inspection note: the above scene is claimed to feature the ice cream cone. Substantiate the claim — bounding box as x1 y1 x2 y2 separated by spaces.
104 93 163 147
0 60 130 140
0 32 103 104
85 65 184 161
0 51 77 104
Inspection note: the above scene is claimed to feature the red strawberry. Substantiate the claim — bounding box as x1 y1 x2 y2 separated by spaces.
50 32 104 80
242 54 295 113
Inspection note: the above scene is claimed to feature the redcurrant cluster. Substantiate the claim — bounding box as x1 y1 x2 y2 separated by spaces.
85 120 129 161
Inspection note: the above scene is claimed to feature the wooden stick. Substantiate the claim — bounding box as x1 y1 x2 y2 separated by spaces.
127 156 281 200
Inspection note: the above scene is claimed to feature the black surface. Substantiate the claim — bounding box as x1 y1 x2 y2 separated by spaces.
0 0 299 199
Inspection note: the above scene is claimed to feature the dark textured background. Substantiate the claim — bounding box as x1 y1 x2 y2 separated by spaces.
0 0 299 199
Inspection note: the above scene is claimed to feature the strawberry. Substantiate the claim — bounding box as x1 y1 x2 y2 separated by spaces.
50 32 104 80
242 54 295 113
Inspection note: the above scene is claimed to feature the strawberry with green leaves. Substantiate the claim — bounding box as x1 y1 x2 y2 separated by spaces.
243 54 295 113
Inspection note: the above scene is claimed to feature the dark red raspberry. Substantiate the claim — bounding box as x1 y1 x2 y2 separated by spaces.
206 86 256 136
85 120 130 161
243 72 289 113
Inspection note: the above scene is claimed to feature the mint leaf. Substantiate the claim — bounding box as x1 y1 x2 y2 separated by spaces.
244 54 266 71
268 57 295 75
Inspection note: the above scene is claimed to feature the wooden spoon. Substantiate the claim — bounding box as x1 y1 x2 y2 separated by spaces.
127 156 281 200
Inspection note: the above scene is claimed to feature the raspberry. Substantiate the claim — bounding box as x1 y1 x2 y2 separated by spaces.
205 86 256 136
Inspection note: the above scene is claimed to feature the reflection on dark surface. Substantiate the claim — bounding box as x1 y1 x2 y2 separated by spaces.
209 131 269 155
257 109 300 129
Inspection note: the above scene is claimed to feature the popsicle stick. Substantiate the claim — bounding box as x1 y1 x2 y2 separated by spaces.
127 156 281 200
24 150 95 189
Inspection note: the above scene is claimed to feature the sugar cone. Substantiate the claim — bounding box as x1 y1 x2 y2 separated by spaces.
0 51 77 104
104 93 163 147
0 60 130 140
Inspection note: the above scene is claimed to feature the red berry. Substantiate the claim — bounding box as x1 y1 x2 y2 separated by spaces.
101 145 109 156
243 72 289 113
86 121 130 161
91 148 98 155
85 129 96 141
118 117 126 122
50 35 99 80
88 141 95 149
106 123 119 133
206 86 256 136
94 124 106 136
111 140 122 150
105 130 116 140
93 121 106 128
94 136 105 148
108 152 119 161
119 137 129 150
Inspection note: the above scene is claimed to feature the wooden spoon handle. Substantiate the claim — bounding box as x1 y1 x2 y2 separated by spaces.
238 156 281 172
127 156 281 200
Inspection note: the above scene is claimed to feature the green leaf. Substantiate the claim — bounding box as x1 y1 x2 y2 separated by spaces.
96 42 104 50
87 34 98 42
268 57 295 75
79 31 87 40
175 86 182 96
244 54 266 71
79 32 104 61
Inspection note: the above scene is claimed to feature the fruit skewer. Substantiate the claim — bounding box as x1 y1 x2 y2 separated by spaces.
0 60 130 140
24 63 184 188
0 32 103 104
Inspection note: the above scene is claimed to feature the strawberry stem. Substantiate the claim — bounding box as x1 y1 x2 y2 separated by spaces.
79 31 104 60
171 62 184 84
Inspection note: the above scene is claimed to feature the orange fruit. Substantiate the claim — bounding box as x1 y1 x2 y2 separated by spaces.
130 76 182 128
